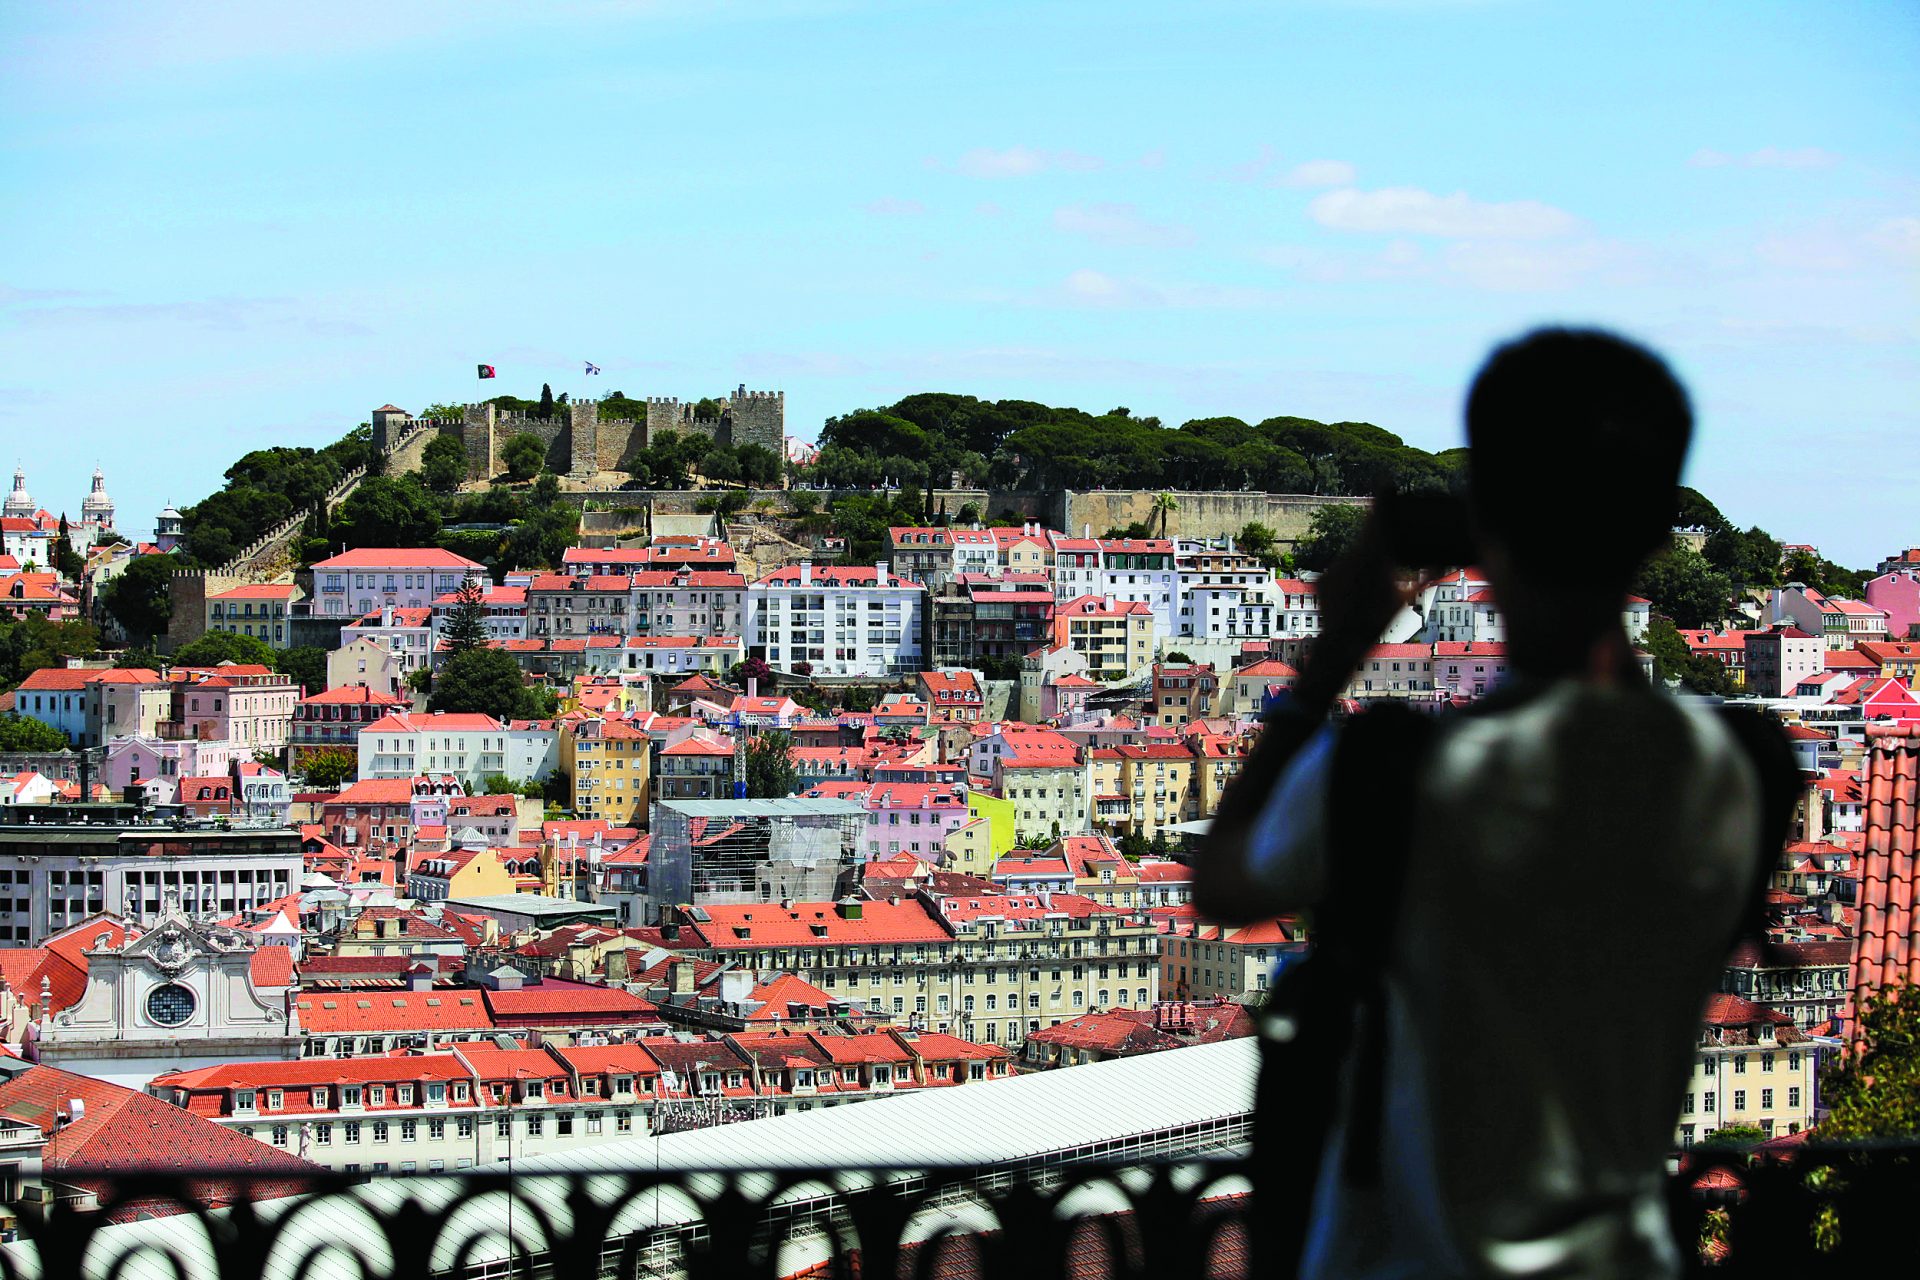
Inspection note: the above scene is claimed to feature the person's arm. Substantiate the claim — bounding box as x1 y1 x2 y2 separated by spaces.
1194 507 1417 923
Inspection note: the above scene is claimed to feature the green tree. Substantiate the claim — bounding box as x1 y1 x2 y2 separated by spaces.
1151 492 1180 538
51 516 84 580
1820 983 1920 1140
700 446 742 486
1294 503 1368 572
1237 521 1284 570
0 713 68 752
276 645 329 693
1633 546 1734 630
502 433 547 482
1705 524 1784 589
693 397 723 422
100 553 181 643
332 474 442 549
420 433 468 493
429 646 547 719
1642 618 1738 695
537 383 557 419
736 444 782 488
1698 1123 1768 1149
174 630 276 668
419 403 466 420
441 578 491 655
301 746 357 790
745 729 799 798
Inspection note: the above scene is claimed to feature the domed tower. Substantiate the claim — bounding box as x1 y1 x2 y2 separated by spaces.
81 466 115 537
2 466 33 520
155 503 185 553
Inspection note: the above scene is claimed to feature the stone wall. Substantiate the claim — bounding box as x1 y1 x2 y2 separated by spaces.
164 570 248 654
727 386 784 457
1058 490 1367 545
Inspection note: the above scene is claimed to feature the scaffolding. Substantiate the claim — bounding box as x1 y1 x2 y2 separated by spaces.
647 798 868 923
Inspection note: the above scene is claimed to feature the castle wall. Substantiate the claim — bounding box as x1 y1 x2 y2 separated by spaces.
727 386 785 459
595 415 648 474
490 412 571 475
462 404 496 481
1057 491 1366 544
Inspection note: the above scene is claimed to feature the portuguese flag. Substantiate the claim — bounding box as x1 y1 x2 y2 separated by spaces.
477 364 497 379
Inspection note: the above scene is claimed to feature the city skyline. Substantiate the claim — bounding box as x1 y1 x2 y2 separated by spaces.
2 0 1915 564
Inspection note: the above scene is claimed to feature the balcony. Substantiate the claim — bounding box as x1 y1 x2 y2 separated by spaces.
13 1142 1914 1278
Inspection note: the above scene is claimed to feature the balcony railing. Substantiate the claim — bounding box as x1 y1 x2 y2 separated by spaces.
10 1142 1920 1279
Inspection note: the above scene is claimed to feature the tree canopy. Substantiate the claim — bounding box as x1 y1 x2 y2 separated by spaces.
301 746 357 790
1633 545 1734 630
1292 504 1368 572
331 474 443 550
100 553 180 643
173 629 277 669
0 614 101 693
428 647 555 719
0 713 69 752
440 579 491 654
501 432 547 481
420 433 468 493
745 729 799 798
1820 983 1920 1140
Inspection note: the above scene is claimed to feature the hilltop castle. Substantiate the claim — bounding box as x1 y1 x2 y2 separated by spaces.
371 385 784 486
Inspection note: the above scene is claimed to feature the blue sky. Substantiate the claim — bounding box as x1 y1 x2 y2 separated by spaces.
2 0 1915 566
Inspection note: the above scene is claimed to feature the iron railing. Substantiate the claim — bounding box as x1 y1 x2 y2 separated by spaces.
7 1144 1918 1280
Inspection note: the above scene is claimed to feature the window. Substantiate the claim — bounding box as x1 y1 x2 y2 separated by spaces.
1703 1092 1716 1111
1733 1057 1746 1075
236 1089 257 1112
1761 1089 1774 1109
526 1115 545 1137
344 1121 362 1144
401 1120 417 1142
428 1119 445 1139
372 1121 390 1142
315 1123 333 1145
458 1117 475 1138
1788 1087 1801 1108
1732 1091 1746 1111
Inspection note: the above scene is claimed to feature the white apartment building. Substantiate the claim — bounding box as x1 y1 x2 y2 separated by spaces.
1094 538 1178 637
312 549 487 619
749 563 924 678
429 585 527 645
340 607 434 682
1173 540 1277 642
357 712 511 788
632 569 746 637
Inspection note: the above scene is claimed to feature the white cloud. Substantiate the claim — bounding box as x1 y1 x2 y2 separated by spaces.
944 147 1104 179
1061 268 1140 305
1052 203 1194 248
1870 216 1920 266
974 201 1006 218
861 197 926 217
1689 146 1840 170
1137 148 1167 170
1282 159 1357 188
1308 186 1581 239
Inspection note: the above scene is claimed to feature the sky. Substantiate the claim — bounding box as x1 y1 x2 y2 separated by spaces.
2 0 1915 566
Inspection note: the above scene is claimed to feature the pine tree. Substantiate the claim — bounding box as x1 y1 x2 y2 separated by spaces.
538 383 556 419
441 578 491 655
745 729 799 798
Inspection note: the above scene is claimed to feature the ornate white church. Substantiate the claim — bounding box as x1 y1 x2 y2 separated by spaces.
0 465 118 566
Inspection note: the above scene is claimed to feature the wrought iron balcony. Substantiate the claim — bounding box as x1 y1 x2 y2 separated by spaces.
8 1142 1919 1279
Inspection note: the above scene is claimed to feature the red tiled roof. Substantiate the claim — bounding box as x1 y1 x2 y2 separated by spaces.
1853 730 1920 1022
295 989 493 1034
312 548 485 569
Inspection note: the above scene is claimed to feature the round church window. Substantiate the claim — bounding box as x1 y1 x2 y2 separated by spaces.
147 982 196 1027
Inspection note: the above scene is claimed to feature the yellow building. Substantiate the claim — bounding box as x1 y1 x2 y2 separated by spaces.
965 790 1017 860
1190 732 1247 818
1052 596 1155 680
942 814 998 878
1088 743 1198 838
1676 995 1820 1147
561 718 652 825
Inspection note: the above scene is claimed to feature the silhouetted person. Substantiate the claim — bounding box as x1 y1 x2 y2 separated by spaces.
1201 329 1789 1278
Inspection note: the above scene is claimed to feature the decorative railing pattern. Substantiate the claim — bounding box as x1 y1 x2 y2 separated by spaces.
8 1144 1918 1280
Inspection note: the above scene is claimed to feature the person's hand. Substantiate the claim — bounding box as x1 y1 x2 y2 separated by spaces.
1293 507 1419 713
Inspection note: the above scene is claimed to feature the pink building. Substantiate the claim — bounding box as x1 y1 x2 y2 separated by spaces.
102 734 245 797
171 665 299 751
860 781 971 861
1866 570 1920 641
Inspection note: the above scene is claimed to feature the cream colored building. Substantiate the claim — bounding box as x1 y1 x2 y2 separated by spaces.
672 893 1159 1049
1676 994 1820 1146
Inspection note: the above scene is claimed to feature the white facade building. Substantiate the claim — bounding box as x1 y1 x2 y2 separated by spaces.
749 564 924 678
357 712 511 788
312 549 486 619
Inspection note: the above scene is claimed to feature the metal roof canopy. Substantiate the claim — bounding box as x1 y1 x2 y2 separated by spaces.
656 797 866 818
66 1039 1257 1280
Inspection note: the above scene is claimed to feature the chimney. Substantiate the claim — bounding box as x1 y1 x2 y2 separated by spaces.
747 677 758 699
382 605 394 629
661 921 681 942
1083 523 1091 539
799 561 812 585
668 958 696 998
875 561 888 583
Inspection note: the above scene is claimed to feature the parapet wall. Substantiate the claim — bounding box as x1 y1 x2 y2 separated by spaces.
1058 491 1367 543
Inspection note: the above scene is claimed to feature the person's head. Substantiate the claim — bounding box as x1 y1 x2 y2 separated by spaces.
1466 327 1692 598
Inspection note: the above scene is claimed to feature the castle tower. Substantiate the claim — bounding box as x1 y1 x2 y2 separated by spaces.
3 466 33 519
81 466 115 533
